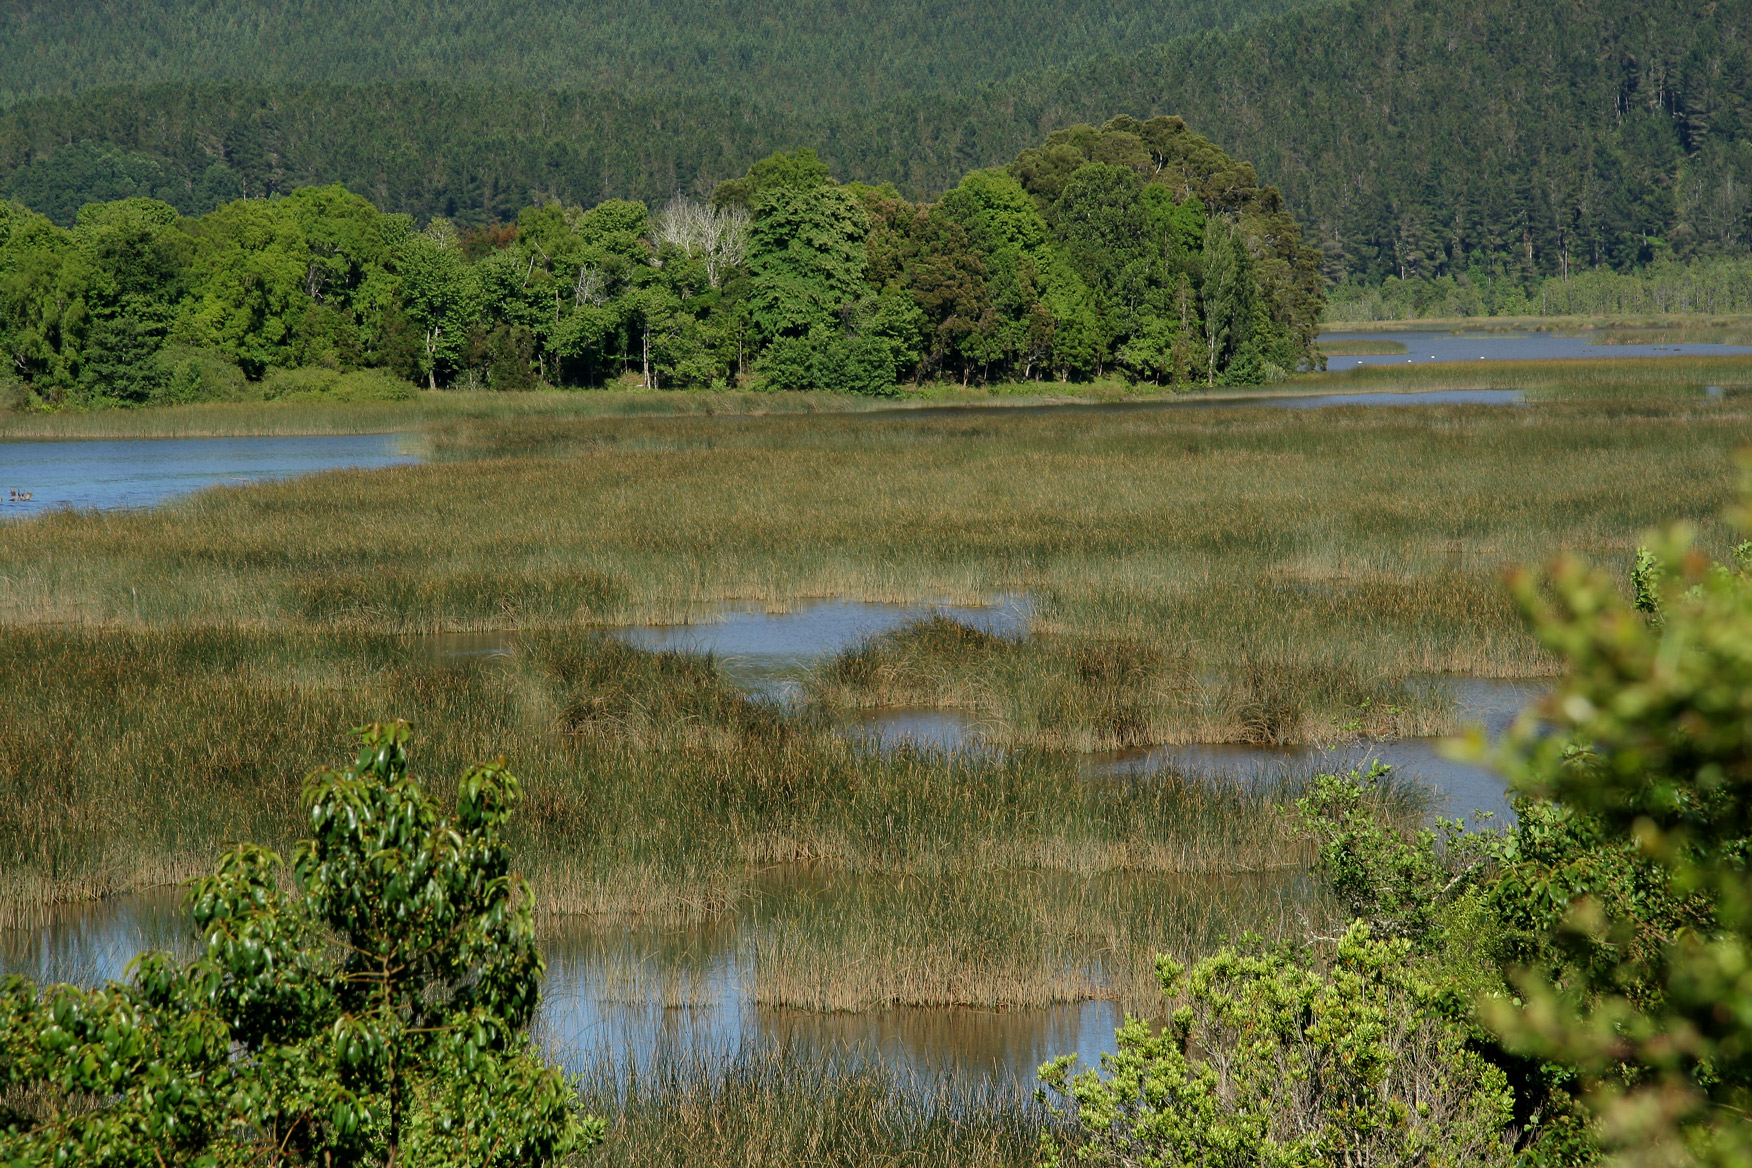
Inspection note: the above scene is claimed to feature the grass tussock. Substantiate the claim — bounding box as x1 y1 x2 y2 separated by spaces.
742 868 1323 1014
574 1046 1046 1168
813 615 1454 749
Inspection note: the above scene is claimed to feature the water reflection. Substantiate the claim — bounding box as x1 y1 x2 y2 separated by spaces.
1086 677 1549 826
618 595 1030 699
0 433 417 518
0 888 195 985
0 879 1131 1089
417 602 1540 825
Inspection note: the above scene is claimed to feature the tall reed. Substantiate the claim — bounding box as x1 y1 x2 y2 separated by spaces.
0 626 1328 931
8 392 1747 747
572 1045 1047 1168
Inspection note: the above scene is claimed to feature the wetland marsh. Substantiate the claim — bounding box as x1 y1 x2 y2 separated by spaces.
5 353 1752 1149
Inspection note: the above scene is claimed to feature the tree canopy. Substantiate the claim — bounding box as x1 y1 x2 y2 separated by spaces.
0 123 1321 404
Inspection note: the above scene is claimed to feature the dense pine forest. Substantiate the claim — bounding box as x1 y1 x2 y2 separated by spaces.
1 0 1746 293
0 0 1300 113
0 120 1322 405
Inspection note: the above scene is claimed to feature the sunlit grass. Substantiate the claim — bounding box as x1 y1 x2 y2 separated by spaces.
574 1045 1047 1167
6 386 1749 747
1319 339 1408 356
1318 312 1752 333
0 388 888 441
0 627 1330 937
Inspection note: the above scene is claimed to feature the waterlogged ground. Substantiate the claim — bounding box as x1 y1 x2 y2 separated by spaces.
1 399 1570 1092
0 433 417 517
1318 327 1752 371
424 599 1535 823
0 869 1291 1090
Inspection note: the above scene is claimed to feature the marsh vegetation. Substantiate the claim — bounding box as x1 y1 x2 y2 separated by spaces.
4 358 1752 1163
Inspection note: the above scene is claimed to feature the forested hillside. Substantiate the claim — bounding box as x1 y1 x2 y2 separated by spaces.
0 0 1746 286
0 0 1300 113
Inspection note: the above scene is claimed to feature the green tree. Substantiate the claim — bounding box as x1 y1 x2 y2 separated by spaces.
745 182 868 341
394 228 474 389
1475 502 1752 1167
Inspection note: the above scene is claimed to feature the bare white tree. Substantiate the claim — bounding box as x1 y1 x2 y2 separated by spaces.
423 216 460 251
650 195 750 288
573 264 607 307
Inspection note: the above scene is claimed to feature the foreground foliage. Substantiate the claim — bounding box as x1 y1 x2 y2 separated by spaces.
0 721 598 1166
1040 923 1514 1167
1473 496 1752 1165
1044 473 1752 1167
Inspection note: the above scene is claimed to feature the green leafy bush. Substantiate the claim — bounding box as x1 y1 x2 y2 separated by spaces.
1477 499 1752 1167
152 344 249 404
1039 923 1515 1168
0 721 598 1166
1296 763 1489 952
259 366 419 402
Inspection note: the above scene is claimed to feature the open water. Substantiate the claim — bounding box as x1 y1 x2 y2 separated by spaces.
0 433 417 519
1319 327 1752 371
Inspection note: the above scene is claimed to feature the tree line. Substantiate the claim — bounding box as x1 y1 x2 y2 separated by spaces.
0 119 1324 405
1326 257 1752 322
0 0 1744 294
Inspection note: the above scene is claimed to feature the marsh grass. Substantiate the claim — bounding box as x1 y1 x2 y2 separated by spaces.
1319 313 1752 333
1598 326 1752 347
0 388 895 441
574 1045 1047 1167
742 867 1324 1014
1320 339 1409 356
0 626 1324 933
8 385 1750 746
1301 353 1752 397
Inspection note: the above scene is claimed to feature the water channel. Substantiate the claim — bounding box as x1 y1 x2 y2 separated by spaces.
1318 326 1752 371
1 592 1543 1089
8 355 1709 521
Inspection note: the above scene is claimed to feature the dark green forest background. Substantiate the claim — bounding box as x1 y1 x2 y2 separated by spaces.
1 0 1749 289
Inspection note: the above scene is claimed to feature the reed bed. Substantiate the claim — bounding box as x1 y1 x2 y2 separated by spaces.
573 1045 1047 1168
0 626 1330 933
0 388 891 441
1319 339 1409 356
1317 312 1752 334
6 386 1749 746
811 614 1456 749
740 868 1321 1014
1303 352 1752 396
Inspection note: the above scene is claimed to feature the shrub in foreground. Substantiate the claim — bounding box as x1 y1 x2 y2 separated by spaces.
1039 922 1514 1167
0 721 598 1166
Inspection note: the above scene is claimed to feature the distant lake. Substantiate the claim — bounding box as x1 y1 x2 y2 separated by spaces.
1319 328 1752 370
0 433 418 518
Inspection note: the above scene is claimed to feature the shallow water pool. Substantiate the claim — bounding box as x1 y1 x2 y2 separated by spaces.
0 432 418 518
